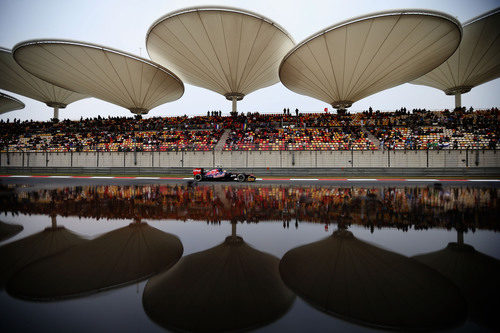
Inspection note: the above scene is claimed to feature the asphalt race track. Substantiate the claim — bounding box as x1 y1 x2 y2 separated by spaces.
1 175 499 188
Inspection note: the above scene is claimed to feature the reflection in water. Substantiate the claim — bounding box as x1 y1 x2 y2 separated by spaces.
0 183 498 331
0 216 86 289
414 231 500 331
1 184 498 231
143 223 295 332
7 220 183 301
279 226 467 330
0 220 23 242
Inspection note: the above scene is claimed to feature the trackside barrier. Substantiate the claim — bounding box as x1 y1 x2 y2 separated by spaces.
0 150 498 171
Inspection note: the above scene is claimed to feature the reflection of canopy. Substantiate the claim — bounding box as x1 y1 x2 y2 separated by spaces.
0 220 23 242
280 10 461 109
146 7 295 106
279 229 466 330
411 9 500 96
143 230 294 332
13 40 184 115
413 235 500 330
0 92 24 114
7 222 183 300
0 219 86 289
0 47 86 108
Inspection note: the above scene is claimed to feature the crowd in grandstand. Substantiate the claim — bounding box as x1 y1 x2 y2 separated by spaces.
0 107 497 152
365 107 498 150
2 184 497 231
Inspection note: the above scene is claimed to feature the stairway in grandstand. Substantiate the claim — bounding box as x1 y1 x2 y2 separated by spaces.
214 129 231 151
362 126 381 148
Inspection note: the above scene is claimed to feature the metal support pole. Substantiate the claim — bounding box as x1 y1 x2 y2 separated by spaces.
46 150 49 167
53 107 59 120
466 148 469 167
457 230 464 245
232 97 237 114
454 93 461 109
71 151 73 167
426 148 429 167
351 148 354 167
51 215 57 229
231 222 236 237
97 151 99 167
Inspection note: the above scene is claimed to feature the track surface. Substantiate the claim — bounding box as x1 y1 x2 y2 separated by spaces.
1 175 499 187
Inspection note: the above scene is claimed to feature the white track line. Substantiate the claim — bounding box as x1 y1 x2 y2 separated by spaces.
90 176 114 179
183 177 193 180
135 177 160 180
49 175 71 178
290 178 319 181
9 175 31 177
468 179 500 182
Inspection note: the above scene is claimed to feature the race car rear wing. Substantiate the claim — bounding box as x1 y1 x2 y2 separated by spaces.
193 168 204 175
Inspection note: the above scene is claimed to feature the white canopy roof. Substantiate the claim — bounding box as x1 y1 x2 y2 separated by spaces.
279 10 462 109
13 40 184 114
0 47 86 108
411 8 500 95
146 6 295 101
0 92 25 114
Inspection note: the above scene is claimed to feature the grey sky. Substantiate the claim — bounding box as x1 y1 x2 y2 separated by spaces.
0 0 499 121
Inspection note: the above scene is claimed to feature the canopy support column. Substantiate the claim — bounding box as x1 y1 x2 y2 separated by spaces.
53 106 59 120
51 215 57 229
232 96 237 114
457 230 463 245
231 222 236 238
454 93 461 109
225 93 244 115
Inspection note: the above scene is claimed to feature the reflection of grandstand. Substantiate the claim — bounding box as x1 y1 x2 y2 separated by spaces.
1 109 497 152
3 184 498 231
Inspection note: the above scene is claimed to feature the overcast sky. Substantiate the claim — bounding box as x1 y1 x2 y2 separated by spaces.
0 0 499 121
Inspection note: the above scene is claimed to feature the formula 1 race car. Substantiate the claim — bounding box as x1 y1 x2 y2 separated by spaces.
193 168 256 182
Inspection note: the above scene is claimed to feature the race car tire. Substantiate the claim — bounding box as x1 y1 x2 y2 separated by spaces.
194 174 203 182
237 174 246 182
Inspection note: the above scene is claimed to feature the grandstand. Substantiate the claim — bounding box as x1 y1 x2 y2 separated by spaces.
0 6 498 172
1 109 497 152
